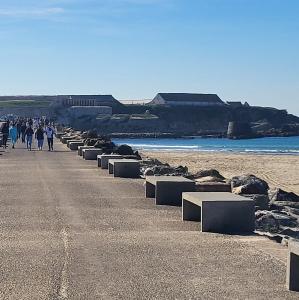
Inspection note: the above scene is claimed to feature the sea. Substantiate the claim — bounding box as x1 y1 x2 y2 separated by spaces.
113 136 299 155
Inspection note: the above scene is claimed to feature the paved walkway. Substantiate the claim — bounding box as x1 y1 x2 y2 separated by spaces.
0 140 297 299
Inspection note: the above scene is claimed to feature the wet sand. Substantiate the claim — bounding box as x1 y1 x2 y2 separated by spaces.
142 151 299 194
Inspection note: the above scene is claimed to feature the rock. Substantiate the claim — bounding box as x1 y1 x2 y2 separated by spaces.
86 129 98 138
231 174 269 195
116 144 134 155
255 211 280 233
270 201 299 210
144 168 154 176
270 212 297 227
195 176 225 183
152 165 176 175
134 151 142 160
279 228 299 239
122 155 141 160
255 210 298 233
286 207 299 216
243 194 270 210
141 164 188 177
142 158 165 166
269 188 299 203
191 169 225 181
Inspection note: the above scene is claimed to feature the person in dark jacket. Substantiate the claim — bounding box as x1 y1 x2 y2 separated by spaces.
1 121 9 148
16 121 22 140
21 122 27 143
25 125 34 151
35 126 45 151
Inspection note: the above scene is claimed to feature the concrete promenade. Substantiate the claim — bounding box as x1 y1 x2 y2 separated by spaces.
0 140 297 299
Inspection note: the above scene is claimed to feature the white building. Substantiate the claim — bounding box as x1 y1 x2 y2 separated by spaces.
149 93 225 106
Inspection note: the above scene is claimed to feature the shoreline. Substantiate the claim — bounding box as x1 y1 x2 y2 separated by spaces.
138 149 299 156
141 150 299 194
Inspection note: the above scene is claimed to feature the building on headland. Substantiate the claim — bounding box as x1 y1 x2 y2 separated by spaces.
227 101 250 108
149 93 225 106
60 95 121 107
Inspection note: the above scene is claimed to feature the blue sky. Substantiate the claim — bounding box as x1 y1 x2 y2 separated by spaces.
0 0 298 115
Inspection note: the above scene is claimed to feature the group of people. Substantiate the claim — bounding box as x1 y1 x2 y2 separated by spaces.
1 117 56 151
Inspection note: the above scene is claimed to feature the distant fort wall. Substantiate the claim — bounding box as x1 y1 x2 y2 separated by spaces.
0 107 55 118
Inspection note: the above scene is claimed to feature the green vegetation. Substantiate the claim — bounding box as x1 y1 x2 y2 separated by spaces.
0 100 51 108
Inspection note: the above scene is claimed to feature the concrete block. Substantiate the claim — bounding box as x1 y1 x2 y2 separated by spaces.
287 240 299 292
67 140 82 148
69 141 84 151
82 148 103 160
145 176 195 206
97 154 123 169
61 136 77 144
195 182 231 192
182 192 255 233
78 146 94 156
109 159 140 178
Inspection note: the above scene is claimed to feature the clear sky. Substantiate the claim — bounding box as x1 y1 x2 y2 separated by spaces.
0 0 298 115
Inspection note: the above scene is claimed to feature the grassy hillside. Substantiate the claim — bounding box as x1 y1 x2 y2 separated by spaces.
0 100 51 108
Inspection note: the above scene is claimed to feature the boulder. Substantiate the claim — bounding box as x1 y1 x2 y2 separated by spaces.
255 210 298 233
144 168 154 176
255 211 280 233
116 144 134 156
195 176 225 183
279 228 299 239
141 164 188 177
269 188 299 203
134 151 142 160
243 194 270 210
142 158 165 166
231 174 269 195
86 129 98 138
191 169 225 181
270 201 299 210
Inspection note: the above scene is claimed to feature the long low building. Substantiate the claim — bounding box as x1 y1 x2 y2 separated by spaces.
149 93 226 106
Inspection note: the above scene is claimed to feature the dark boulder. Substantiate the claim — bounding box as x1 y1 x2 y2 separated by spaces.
190 169 225 181
243 194 270 210
141 164 188 177
134 151 142 160
279 228 299 239
270 201 299 210
116 144 134 155
84 138 97 146
86 129 98 138
255 210 298 233
255 211 280 233
269 188 299 203
231 174 269 195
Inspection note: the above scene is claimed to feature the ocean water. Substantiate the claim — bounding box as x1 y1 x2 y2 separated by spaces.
113 136 299 155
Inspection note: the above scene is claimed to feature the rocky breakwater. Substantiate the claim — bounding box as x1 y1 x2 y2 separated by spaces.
231 174 299 243
140 156 299 243
60 128 142 160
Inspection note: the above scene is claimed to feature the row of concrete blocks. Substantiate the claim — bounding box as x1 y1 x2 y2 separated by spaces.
61 138 142 178
144 175 299 292
63 137 299 292
78 147 141 178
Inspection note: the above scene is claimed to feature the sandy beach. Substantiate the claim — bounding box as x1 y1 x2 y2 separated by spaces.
142 151 299 194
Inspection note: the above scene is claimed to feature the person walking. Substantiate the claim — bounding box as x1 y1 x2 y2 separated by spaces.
9 123 18 149
45 125 55 151
16 121 22 140
21 122 26 143
25 125 34 151
1 121 9 148
35 126 45 151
